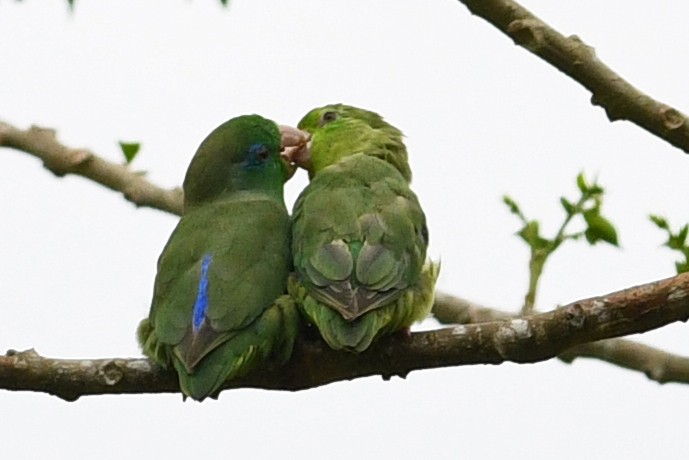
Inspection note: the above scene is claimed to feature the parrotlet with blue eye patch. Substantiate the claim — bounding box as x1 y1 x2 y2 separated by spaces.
137 114 304 401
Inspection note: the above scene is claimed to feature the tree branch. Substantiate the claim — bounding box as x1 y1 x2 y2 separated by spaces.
559 339 689 384
433 290 689 385
2 273 688 400
0 121 183 215
4 118 689 390
458 0 689 154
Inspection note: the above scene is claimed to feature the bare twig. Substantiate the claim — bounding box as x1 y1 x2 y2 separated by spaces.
458 0 689 154
433 293 511 323
559 339 689 384
2 273 688 400
0 121 183 215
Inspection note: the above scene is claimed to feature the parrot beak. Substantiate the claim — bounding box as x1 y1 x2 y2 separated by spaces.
279 125 311 172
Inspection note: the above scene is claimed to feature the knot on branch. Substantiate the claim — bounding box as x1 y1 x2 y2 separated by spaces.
43 148 93 177
591 92 625 122
565 35 596 62
2 348 37 369
99 361 125 386
507 19 544 51
659 106 685 131
28 125 57 139
564 302 587 329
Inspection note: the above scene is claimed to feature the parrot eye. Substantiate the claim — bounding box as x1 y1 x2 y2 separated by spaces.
244 143 271 170
320 111 338 126
256 148 269 161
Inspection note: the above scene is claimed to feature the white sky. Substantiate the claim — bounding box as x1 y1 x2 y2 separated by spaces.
2 1 689 458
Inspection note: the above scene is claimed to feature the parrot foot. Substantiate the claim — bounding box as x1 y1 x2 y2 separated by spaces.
396 327 413 342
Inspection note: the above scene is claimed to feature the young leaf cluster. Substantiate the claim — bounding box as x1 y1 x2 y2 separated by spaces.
504 172 619 313
650 215 689 274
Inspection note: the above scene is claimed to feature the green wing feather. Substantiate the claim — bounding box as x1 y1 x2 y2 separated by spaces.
140 194 299 400
291 154 435 351
290 261 438 352
293 155 426 317
173 295 298 400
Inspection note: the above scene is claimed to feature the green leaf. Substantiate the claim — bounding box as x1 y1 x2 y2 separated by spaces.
502 195 522 217
520 220 539 242
649 214 669 230
587 183 604 196
675 260 689 274
576 172 588 193
518 220 549 249
650 216 689 274
119 141 141 164
582 209 598 223
668 235 684 250
560 197 575 215
583 211 619 247
678 225 688 246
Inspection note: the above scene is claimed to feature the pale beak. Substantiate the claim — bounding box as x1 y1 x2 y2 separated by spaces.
279 125 311 170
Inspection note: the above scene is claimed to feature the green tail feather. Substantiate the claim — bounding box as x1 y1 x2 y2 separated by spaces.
172 338 257 401
303 303 388 352
291 260 439 352
176 295 299 401
138 295 299 401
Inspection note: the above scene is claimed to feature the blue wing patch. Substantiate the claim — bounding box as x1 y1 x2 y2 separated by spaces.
192 254 212 332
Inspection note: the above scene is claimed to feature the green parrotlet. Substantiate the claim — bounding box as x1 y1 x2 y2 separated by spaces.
137 114 303 400
284 104 439 352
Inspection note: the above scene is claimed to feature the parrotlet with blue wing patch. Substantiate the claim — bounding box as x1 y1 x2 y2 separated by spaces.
137 115 303 400
285 104 439 352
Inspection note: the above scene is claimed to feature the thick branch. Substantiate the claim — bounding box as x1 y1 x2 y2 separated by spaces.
458 0 689 154
2 273 688 400
0 121 183 215
4 119 689 396
433 290 689 385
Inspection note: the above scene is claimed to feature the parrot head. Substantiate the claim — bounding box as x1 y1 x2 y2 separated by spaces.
282 104 411 181
183 114 301 210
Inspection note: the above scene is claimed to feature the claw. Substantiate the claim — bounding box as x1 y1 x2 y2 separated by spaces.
397 327 413 342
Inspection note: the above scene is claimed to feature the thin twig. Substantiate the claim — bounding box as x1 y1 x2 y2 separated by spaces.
0 121 183 215
559 339 689 384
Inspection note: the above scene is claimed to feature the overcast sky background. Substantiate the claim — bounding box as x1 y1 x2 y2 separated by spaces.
2 1 689 458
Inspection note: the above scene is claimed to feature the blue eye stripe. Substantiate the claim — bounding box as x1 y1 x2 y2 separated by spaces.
249 143 265 155
192 254 212 332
